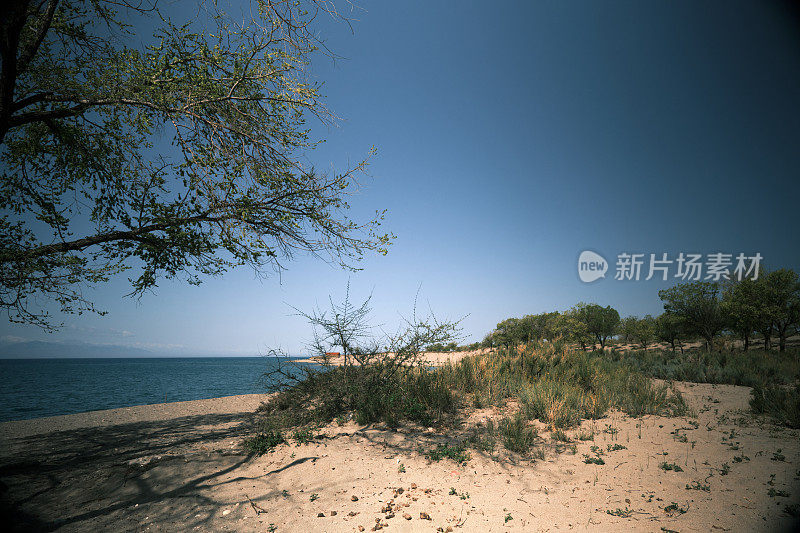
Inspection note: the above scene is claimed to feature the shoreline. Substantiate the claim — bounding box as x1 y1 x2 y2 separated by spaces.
0 393 272 440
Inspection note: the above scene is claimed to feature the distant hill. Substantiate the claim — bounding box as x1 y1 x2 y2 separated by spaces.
0 340 154 358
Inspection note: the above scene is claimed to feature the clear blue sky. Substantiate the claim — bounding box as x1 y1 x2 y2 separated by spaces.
2 0 799 355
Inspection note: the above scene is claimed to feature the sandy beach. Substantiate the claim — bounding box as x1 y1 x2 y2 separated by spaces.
2 382 799 532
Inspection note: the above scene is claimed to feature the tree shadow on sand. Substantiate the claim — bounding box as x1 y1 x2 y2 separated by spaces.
0 411 316 532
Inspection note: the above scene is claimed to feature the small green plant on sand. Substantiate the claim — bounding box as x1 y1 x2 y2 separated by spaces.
659 461 683 472
685 481 710 492
772 449 786 462
398 463 406 473
504 513 513 523
583 454 605 465
292 427 320 444
426 443 471 464
606 508 633 518
243 427 285 455
607 443 627 452
768 488 790 498
309 493 319 502
663 502 687 515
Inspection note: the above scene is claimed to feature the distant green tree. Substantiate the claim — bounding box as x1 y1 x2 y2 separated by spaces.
659 281 724 352
619 316 638 344
721 278 760 351
656 313 685 353
0 0 390 329
555 310 592 351
761 269 800 352
632 315 657 349
574 303 620 350
536 312 559 342
518 314 541 344
493 317 523 348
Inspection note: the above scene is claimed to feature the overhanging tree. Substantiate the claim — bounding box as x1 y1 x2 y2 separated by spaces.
0 0 391 329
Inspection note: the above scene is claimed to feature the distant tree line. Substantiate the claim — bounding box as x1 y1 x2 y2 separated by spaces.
476 267 800 353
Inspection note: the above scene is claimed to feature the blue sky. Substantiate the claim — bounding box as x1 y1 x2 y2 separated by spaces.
2 0 799 355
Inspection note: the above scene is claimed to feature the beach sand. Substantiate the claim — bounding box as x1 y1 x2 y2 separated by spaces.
1 385 799 532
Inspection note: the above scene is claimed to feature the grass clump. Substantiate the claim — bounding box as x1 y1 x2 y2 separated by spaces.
750 382 800 429
500 414 538 454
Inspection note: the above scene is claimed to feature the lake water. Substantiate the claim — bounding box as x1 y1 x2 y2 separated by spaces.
0 357 311 422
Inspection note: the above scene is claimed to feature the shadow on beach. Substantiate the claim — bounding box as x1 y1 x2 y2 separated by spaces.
0 410 270 532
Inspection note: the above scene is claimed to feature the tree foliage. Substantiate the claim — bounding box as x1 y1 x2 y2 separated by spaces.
659 281 725 351
573 302 619 349
0 0 390 329
656 312 685 353
631 314 657 349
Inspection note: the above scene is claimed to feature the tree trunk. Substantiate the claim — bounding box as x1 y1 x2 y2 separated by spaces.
743 332 749 352
670 339 676 352
762 331 771 351
705 335 713 352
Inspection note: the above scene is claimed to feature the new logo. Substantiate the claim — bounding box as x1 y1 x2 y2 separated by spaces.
578 250 608 283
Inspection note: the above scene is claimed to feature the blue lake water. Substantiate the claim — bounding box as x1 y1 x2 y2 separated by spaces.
0 357 309 422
